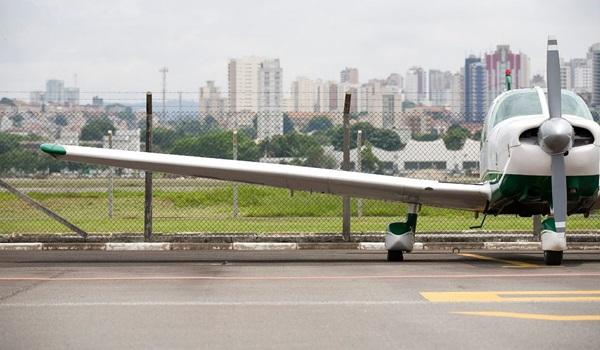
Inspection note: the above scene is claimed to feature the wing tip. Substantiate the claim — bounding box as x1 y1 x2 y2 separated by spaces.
40 143 66 156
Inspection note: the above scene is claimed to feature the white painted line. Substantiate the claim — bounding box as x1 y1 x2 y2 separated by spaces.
233 242 298 251
0 243 43 251
0 300 428 308
413 242 424 251
358 242 385 250
105 243 171 251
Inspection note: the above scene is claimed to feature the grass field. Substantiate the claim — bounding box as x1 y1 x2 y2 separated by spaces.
1 178 599 234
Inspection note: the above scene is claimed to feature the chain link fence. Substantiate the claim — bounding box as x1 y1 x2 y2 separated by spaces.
1 102 599 235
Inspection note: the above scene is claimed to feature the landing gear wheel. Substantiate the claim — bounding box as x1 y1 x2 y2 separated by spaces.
387 250 404 262
544 250 563 266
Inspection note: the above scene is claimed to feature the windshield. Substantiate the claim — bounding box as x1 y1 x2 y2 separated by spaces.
492 91 542 126
559 91 593 120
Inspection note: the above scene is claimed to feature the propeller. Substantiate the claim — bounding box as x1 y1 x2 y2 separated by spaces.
537 36 573 235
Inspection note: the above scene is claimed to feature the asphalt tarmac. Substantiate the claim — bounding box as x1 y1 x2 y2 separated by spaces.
1 250 599 349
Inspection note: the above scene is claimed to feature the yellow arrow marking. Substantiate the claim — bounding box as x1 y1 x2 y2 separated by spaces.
454 311 600 321
421 290 600 303
459 253 541 268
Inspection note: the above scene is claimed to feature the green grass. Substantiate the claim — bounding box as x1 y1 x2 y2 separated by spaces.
1 182 600 234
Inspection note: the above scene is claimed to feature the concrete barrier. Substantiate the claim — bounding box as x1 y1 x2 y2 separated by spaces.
105 243 171 251
233 242 298 251
0 243 42 251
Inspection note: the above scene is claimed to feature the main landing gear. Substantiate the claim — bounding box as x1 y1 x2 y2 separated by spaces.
386 204 419 262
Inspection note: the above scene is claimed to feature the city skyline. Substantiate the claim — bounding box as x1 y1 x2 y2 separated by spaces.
0 0 598 95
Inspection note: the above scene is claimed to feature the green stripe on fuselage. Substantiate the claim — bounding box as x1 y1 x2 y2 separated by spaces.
483 172 599 215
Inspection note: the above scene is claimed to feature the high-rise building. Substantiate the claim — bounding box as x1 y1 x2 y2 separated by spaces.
30 91 45 105
327 81 339 112
589 43 600 107
199 81 225 114
64 87 80 106
340 67 359 85
449 71 464 114
560 60 572 90
405 67 427 103
258 59 283 112
228 56 264 112
92 96 104 107
569 58 592 94
385 73 403 89
484 45 530 100
359 79 384 114
45 79 64 104
428 69 453 107
464 57 487 122
382 86 403 129
291 77 317 112
257 59 283 139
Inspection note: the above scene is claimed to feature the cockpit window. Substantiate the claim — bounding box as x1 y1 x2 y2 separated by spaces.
492 91 542 126
559 91 593 120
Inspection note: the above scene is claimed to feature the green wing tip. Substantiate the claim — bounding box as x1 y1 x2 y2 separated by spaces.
40 144 66 156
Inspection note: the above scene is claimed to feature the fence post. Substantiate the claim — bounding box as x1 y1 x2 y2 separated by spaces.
144 92 153 241
356 130 363 218
107 130 113 219
232 130 239 218
342 93 352 241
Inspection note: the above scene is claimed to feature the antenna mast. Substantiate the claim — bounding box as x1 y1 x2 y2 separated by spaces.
159 67 168 119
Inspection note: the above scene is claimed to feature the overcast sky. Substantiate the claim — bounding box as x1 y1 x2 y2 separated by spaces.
0 0 598 101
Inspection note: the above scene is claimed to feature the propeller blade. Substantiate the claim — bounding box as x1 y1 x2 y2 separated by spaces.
546 36 561 119
550 154 567 234
546 36 568 234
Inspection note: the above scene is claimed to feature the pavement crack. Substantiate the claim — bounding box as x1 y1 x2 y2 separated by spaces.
0 270 68 303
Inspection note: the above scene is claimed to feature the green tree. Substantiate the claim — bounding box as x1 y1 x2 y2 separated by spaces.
283 114 295 134
54 114 68 126
9 114 24 128
402 101 416 111
152 127 177 152
443 124 471 150
260 132 321 158
331 122 404 151
304 116 333 133
171 130 259 161
471 129 482 141
360 142 383 174
303 145 336 169
412 130 439 141
80 117 115 141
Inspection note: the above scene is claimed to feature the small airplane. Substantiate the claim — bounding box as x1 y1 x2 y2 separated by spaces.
41 37 599 265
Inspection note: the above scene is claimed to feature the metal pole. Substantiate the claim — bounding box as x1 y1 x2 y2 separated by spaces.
107 130 113 219
144 92 153 241
533 214 542 240
232 130 239 218
356 130 363 218
342 93 352 241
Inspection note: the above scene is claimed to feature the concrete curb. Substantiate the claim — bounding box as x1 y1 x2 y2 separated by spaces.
0 242 598 251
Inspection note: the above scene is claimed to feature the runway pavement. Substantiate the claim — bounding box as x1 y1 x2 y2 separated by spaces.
0 250 599 349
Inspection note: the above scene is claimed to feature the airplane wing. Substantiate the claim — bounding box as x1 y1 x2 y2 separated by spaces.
40 144 491 211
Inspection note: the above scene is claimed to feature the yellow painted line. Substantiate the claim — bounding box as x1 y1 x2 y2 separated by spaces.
459 253 541 268
421 290 600 303
454 311 600 321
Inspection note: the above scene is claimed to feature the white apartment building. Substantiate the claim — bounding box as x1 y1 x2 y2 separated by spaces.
199 81 225 114
228 56 264 112
405 67 427 104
